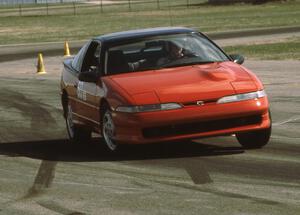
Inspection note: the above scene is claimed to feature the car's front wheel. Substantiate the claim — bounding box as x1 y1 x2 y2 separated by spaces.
236 126 271 149
102 109 119 152
66 104 91 144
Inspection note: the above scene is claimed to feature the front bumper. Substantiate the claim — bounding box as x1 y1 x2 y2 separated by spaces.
111 97 271 144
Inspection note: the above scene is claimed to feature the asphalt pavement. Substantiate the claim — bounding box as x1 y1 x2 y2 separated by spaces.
0 55 299 214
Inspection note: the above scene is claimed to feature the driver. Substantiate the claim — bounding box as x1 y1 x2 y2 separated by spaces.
127 41 185 71
156 41 184 66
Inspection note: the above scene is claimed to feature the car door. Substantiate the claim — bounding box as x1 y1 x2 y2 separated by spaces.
62 41 90 124
75 41 103 128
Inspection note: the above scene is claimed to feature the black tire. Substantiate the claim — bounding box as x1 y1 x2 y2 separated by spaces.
66 103 91 144
101 107 119 152
236 111 272 149
236 126 271 149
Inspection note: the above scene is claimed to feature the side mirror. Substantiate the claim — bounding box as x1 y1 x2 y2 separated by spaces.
78 70 98 83
229 54 245 65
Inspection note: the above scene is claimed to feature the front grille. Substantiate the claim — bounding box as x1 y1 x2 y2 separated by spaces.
182 98 218 107
142 115 262 138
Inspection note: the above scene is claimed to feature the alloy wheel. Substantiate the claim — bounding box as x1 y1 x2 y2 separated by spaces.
102 111 118 151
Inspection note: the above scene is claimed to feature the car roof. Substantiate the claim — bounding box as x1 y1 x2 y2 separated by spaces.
94 27 196 43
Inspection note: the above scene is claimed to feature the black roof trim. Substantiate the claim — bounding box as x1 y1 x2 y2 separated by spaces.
94 27 196 43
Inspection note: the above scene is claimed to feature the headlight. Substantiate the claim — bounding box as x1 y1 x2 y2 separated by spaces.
217 90 266 104
116 103 182 113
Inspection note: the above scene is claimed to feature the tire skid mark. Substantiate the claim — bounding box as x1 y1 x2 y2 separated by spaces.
198 157 300 183
0 89 58 129
71 144 245 185
264 82 299 86
106 160 214 185
56 181 151 193
185 163 213 185
271 135 300 140
149 178 281 206
37 200 86 215
24 160 57 199
273 116 300 126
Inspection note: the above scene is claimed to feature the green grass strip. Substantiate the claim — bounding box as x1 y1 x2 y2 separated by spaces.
224 37 300 60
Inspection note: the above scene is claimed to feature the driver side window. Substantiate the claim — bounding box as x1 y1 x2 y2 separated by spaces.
81 41 101 74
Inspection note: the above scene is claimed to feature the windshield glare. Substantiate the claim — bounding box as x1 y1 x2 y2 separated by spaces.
105 33 229 75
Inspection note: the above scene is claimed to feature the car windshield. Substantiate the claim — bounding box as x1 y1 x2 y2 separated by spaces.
105 33 229 75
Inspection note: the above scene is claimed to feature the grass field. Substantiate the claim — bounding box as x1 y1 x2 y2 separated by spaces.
1 0 206 17
0 0 299 45
224 37 300 60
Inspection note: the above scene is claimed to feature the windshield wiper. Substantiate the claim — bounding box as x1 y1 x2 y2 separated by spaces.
158 61 217 69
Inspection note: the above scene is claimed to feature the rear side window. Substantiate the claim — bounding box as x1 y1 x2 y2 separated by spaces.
81 41 101 73
72 42 89 72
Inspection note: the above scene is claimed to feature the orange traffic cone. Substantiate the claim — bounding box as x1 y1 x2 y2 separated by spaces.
37 53 46 74
64 41 71 57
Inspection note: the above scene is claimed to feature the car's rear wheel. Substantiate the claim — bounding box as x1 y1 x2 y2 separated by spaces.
66 104 91 144
102 108 119 152
236 126 271 149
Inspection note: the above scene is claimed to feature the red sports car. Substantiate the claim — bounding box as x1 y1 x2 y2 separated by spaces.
61 27 271 152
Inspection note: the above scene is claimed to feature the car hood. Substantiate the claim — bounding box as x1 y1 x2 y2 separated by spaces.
109 61 258 104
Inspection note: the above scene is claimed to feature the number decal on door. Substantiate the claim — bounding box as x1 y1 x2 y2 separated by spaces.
77 81 87 101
